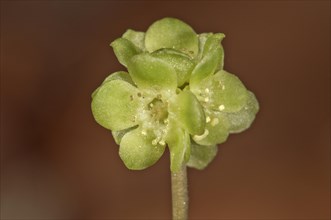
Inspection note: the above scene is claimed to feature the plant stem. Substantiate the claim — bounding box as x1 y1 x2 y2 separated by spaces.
171 164 188 220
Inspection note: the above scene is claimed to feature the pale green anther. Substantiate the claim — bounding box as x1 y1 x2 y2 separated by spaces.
145 17 199 58
171 90 206 135
91 80 140 131
111 38 141 67
122 29 146 51
152 49 194 87
187 142 218 170
128 53 177 91
119 127 166 170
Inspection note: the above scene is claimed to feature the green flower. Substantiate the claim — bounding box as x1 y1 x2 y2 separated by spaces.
91 17 259 172
188 33 259 148
92 53 205 172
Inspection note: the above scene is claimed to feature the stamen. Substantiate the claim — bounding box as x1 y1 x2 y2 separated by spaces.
193 129 209 142
219 105 225 111
206 116 211 123
152 139 158 146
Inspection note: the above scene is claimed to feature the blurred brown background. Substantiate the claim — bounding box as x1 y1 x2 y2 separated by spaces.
1 1 330 220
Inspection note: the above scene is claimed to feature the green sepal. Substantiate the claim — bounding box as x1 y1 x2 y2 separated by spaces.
152 49 194 87
91 80 140 131
190 35 224 89
225 91 259 133
197 33 225 58
119 127 166 170
193 112 229 146
112 126 137 145
110 37 141 67
102 71 134 85
145 17 199 58
197 33 213 60
92 71 134 99
187 142 218 170
166 120 191 172
122 29 145 51
194 70 248 113
170 90 206 135
127 53 177 91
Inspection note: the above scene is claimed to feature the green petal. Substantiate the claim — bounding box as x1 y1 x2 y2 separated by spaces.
92 71 134 99
102 71 134 85
193 112 229 146
119 127 165 170
201 33 225 59
197 33 213 60
122 29 145 51
112 126 137 145
110 38 141 67
212 70 248 112
127 53 177 91
190 35 225 88
152 49 194 87
225 91 259 133
166 120 191 172
194 70 248 113
145 17 199 58
91 80 140 131
170 90 205 135
187 142 218 170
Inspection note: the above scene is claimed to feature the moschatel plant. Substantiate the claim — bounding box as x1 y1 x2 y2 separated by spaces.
91 17 259 220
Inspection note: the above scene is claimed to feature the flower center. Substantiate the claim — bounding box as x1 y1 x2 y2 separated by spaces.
148 98 168 123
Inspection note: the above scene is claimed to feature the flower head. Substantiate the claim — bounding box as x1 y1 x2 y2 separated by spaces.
91 18 259 171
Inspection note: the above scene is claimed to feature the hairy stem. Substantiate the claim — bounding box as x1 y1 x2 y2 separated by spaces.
171 165 188 220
